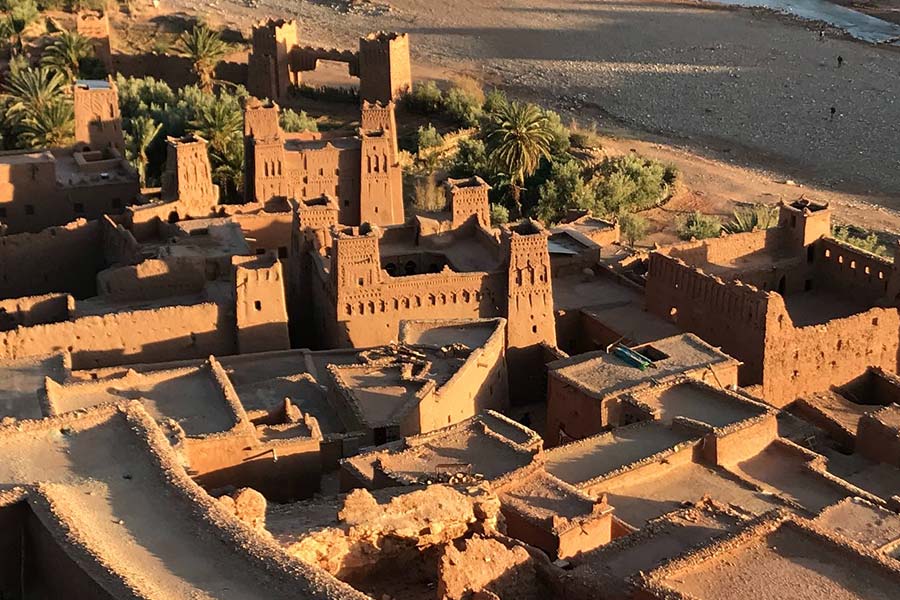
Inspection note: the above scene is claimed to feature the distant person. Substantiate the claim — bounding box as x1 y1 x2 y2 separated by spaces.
830 106 836 121
819 30 826 42
837 55 844 68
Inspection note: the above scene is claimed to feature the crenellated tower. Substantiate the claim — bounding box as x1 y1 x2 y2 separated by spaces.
358 131 404 226
505 220 557 350
446 176 491 229
331 226 383 318
248 19 299 102
233 255 291 354
358 32 412 105
243 98 287 203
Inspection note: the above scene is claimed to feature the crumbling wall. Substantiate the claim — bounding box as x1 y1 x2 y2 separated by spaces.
814 237 894 303
856 406 900 467
0 302 234 369
0 293 73 331
646 252 769 385
762 297 900 407
234 211 294 257
101 215 141 267
96 258 208 300
0 219 104 300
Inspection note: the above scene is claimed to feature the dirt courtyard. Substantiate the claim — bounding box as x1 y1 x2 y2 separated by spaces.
168 0 900 230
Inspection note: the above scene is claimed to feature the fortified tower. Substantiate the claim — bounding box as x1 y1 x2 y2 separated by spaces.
331 226 383 316
243 98 287 203
360 101 398 159
358 32 412 105
779 199 831 254
75 10 112 72
359 131 403 226
446 177 491 229
73 79 125 154
160 135 219 209
248 19 299 102
505 220 556 350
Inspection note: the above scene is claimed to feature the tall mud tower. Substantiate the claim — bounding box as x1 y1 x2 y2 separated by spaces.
505 221 557 400
160 135 219 209
248 20 298 102
73 79 125 154
359 102 403 226
358 32 412 105
243 98 287 203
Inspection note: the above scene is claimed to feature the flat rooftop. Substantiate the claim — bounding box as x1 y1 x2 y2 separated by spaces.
50 364 238 436
572 504 743 585
548 334 736 400
814 498 900 552
823 448 900 503
234 374 345 435
580 302 681 346
796 390 871 437
545 421 697 487
332 364 426 428
731 442 851 514
399 318 500 349
784 288 873 327
601 462 780 527
656 521 900 600
631 380 768 428
498 470 597 528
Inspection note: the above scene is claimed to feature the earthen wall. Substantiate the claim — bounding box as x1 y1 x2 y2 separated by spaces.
0 294 73 330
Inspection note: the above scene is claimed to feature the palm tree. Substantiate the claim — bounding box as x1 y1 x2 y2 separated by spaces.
18 99 75 148
210 135 245 202
1 66 70 120
126 115 163 187
484 101 553 218
176 24 230 93
41 29 94 82
188 100 242 154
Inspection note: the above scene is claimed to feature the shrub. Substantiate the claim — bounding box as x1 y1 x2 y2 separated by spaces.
407 80 443 114
723 204 778 234
543 109 571 158
450 136 489 178
411 174 446 212
483 88 508 114
592 154 677 215
534 159 594 224
416 123 443 151
677 211 721 240
618 212 648 246
832 225 889 257
568 119 602 149
444 85 483 127
490 203 509 226
280 108 318 133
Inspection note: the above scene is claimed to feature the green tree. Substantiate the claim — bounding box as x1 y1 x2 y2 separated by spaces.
280 108 318 133
534 159 594 224
18 98 74 148
490 203 509 226
176 24 230 93
41 29 94 81
484 101 554 218
450 137 489 179
1 65 69 119
593 154 677 215
125 115 163 187
406 80 443 114
832 225 889 257
618 212 648 246
210 135 244 202
677 211 721 240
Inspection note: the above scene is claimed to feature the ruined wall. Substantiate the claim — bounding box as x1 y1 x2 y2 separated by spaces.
0 293 73 331
814 237 894 303
761 297 900 407
0 302 234 369
703 413 779 467
96 258 208 300
234 211 294 257
188 434 322 502
0 219 104 300
856 406 900 467
101 215 141 267
646 252 769 385
416 322 509 433
582 437 697 499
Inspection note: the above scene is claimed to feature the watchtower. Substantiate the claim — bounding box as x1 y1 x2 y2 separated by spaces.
248 19 299 102
505 220 556 350
359 132 403 226
243 98 287 203
446 176 491 229
160 135 218 209
358 32 412 105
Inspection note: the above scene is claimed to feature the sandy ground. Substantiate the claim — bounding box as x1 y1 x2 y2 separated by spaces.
163 0 900 237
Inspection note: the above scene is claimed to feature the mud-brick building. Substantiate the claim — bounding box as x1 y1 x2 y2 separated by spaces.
243 99 403 227
645 200 900 407
0 80 139 234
